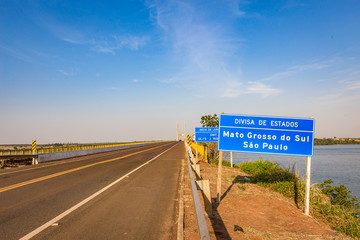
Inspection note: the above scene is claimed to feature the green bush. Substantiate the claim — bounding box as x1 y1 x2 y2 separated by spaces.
311 188 360 238
317 179 360 215
236 160 294 184
236 160 279 175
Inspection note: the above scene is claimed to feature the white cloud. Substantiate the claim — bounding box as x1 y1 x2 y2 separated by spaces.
58 69 75 76
154 2 241 69
261 60 337 82
147 0 283 99
347 81 360 90
147 0 251 97
220 80 281 98
245 81 282 97
91 35 149 54
47 23 91 45
107 87 122 91
0 44 34 63
316 91 360 105
220 80 243 98
114 35 149 51
43 21 149 54
337 65 360 90
225 0 246 17
316 70 360 104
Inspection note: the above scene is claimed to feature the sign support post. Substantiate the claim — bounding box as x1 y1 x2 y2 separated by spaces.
230 152 233 168
216 151 223 203
304 156 312 215
196 142 198 163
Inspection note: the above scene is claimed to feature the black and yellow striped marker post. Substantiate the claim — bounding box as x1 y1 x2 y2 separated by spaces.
187 135 192 145
32 140 37 154
32 140 38 164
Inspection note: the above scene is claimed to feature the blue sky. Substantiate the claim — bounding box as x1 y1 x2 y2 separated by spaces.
1 0 360 144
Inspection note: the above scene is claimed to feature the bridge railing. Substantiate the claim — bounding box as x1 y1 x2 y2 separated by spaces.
0 141 160 156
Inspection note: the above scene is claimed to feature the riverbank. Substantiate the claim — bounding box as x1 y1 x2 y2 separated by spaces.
183 159 353 239
224 144 360 203
314 138 360 145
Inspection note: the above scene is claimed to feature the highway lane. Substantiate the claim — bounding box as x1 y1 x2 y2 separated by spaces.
0 142 172 189
0 141 184 240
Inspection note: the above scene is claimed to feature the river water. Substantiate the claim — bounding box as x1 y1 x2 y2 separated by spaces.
224 144 360 200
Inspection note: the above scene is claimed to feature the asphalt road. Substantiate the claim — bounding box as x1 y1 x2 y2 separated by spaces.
0 141 184 240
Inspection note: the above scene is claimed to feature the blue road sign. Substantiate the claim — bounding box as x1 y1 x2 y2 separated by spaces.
218 114 315 156
195 127 219 142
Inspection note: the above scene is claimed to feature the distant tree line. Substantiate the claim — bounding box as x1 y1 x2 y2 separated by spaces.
314 138 360 145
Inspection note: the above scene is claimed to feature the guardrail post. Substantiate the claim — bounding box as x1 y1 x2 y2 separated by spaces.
196 180 212 216
191 164 201 180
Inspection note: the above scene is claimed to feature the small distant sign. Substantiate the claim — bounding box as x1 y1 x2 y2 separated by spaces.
195 127 219 142
218 114 314 156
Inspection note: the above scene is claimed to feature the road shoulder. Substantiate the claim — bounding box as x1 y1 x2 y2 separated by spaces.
183 160 352 240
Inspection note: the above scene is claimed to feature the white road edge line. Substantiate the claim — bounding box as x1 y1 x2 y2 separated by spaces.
20 143 178 240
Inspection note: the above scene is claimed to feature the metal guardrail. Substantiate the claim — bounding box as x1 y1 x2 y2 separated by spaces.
185 142 210 240
0 141 161 156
